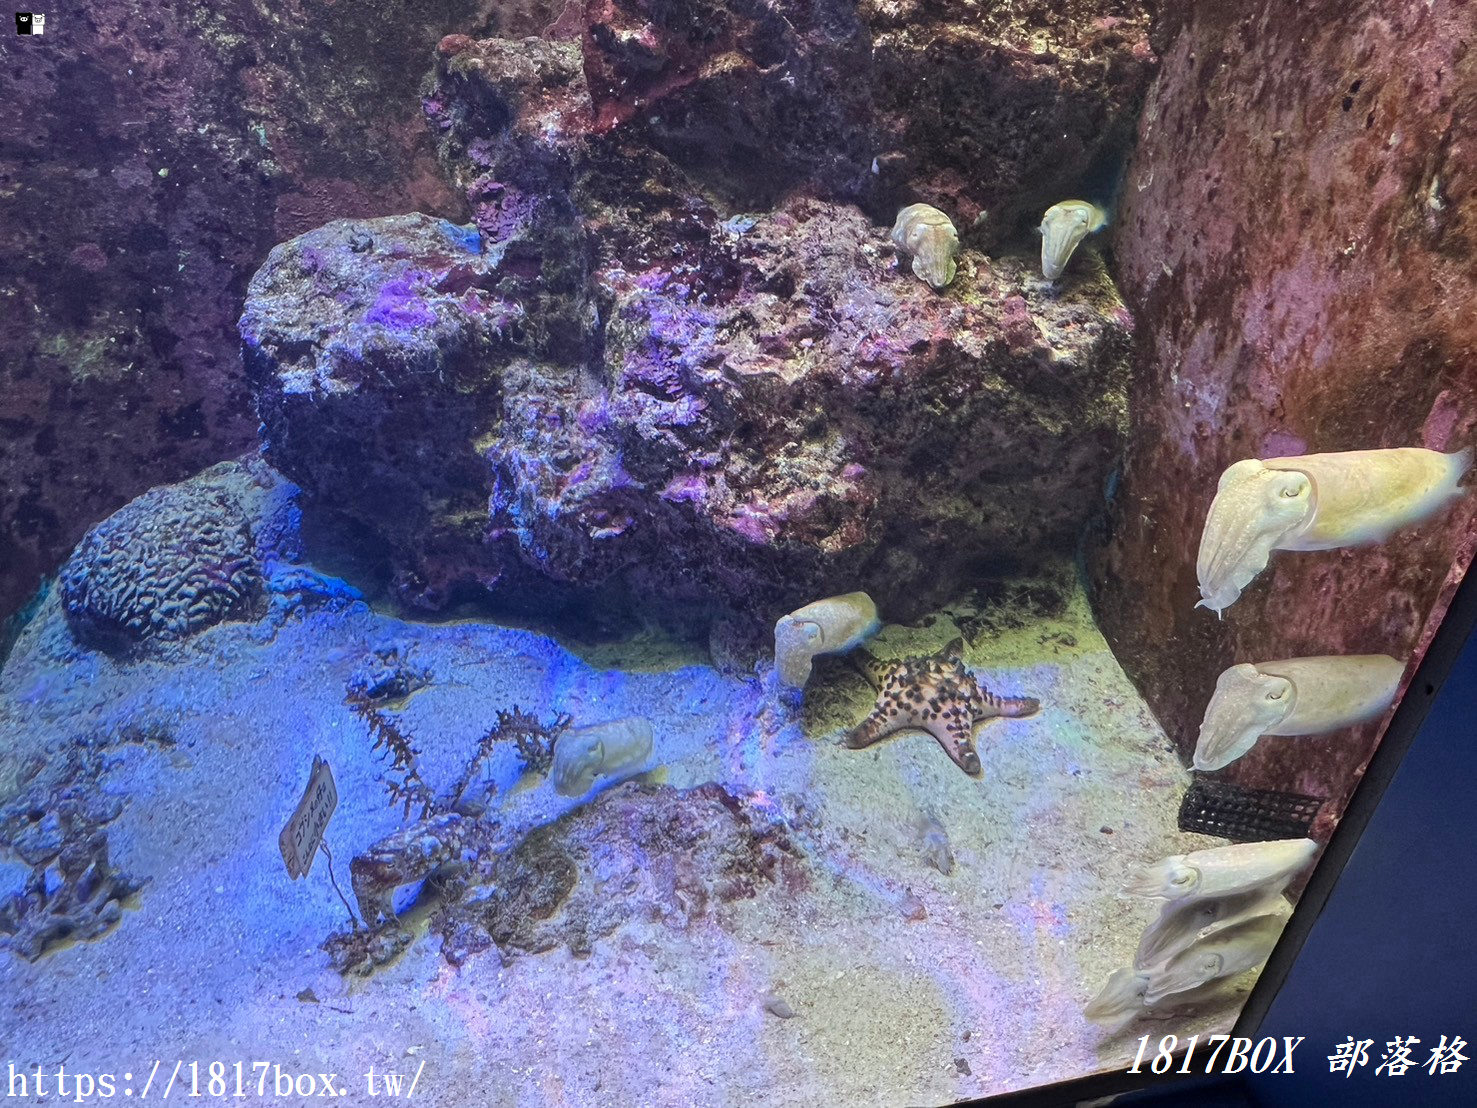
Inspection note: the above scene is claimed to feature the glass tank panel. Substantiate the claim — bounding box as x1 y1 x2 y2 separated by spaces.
2 1 1474 1104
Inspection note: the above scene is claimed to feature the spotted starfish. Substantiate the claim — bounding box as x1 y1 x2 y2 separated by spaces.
845 643 1040 776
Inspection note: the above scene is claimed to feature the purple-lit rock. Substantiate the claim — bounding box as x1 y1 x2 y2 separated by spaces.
243 198 1132 628
865 1 1157 235
575 0 1157 226
580 0 876 204
0 0 508 630
242 29 1138 630
241 215 526 608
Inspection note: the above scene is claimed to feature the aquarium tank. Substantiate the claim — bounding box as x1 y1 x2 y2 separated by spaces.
2 0 1474 1104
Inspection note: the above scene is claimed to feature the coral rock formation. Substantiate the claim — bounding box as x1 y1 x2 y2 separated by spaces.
242 214 522 608
325 781 802 975
866 0 1156 234
59 468 263 653
3 0 1155 638
580 0 876 203
243 19 1141 629
0 732 147 962
437 782 803 960
0 0 520 633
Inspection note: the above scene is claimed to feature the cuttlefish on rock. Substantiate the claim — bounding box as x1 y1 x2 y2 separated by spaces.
1039 200 1108 280
890 203 960 290
1193 654 1404 772
845 641 1039 776
1196 447 1472 615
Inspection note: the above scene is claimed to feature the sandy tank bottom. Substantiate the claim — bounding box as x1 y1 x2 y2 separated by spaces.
0 569 1251 1106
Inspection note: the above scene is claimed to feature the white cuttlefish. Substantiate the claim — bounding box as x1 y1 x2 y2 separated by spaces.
1087 898 1292 1031
773 591 881 689
550 717 655 797
1085 965 1237 1034
1039 199 1108 280
1122 838 1318 901
1084 967 1155 1031
1143 911 1288 1004
1195 447 1472 616
1193 654 1404 772
1135 886 1290 970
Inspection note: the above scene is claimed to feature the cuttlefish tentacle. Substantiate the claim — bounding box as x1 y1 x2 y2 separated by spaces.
1039 199 1108 279
1194 461 1313 615
1084 967 1151 1028
1195 447 1472 615
1193 663 1297 772
1194 654 1404 772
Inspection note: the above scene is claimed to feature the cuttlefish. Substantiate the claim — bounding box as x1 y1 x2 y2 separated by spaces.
774 592 881 690
1087 899 1291 1031
550 716 654 797
1143 912 1288 1004
1122 838 1318 901
845 640 1039 776
1039 200 1108 279
891 203 961 290
1196 447 1472 615
1193 654 1404 772
1135 886 1290 970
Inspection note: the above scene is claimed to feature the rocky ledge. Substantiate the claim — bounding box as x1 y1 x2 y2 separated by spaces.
240 20 1142 637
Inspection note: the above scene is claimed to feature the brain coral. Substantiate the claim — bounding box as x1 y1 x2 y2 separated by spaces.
59 481 262 651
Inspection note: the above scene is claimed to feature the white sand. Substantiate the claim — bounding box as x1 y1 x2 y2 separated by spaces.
0 575 1249 1105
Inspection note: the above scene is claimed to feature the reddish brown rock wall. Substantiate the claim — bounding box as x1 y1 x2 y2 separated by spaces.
1090 0 1477 832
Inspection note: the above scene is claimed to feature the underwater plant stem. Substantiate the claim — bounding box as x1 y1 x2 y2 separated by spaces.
319 841 361 931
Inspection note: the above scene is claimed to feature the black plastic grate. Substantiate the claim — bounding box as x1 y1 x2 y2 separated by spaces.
1178 779 1324 841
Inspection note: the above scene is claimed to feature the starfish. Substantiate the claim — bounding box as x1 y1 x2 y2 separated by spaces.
845 642 1040 776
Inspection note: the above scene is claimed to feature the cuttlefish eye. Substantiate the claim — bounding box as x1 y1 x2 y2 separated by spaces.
1272 472 1312 500
1266 689 1286 701
1169 868 1196 889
